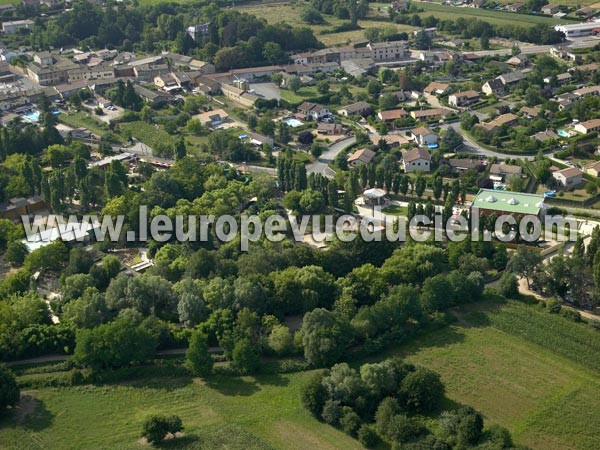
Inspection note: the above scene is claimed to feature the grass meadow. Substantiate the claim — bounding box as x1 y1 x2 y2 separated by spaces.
2 299 600 449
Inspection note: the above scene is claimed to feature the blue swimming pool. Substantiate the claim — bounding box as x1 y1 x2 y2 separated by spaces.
22 110 40 122
283 118 303 128
557 129 569 138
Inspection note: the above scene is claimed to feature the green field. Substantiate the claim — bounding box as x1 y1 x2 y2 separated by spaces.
118 121 176 151
59 112 109 137
2 299 600 450
236 2 416 46
372 1 566 27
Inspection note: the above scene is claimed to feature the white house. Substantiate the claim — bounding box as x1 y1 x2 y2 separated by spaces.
410 126 438 146
402 148 431 173
552 167 583 187
574 119 600 134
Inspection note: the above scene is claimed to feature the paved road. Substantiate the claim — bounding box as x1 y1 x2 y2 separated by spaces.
307 136 356 178
465 36 599 58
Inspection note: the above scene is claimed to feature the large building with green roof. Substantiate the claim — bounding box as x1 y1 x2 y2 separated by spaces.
470 189 546 218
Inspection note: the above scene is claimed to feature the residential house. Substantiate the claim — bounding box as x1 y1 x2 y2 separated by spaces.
498 71 526 86
186 23 210 41
543 72 572 85
297 101 330 121
133 84 172 105
340 58 375 78
154 73 179 91
574 119 600 134
479 113 518 132
402 148 431 173
574 85 600 98
196 108 229 127
506 2 525 12
411 126 438 146
585 161 600 178
366 41 408 61
489 163 522 181
574 7 597 19
247 132 273 147
221 83 258 108
506 55 529 68
448 90 479 107
369 133 411 147
541 4 560 14
378 108 408 124
552 167 583 187
317 123 343 135
520 106 542 118
0 195 47 222
533 129 560 142
347 148 376 168
424 81 450 96
549 46 578 61
482 78 505 96
2 19 34 35
412 27 436 38
444 158 485 174
410 108 452 122
337 101 373 117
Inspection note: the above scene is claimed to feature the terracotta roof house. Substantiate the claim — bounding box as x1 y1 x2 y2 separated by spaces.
402 148 431 173
347 148 376 168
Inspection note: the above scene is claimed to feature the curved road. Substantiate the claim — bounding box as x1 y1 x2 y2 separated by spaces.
307 136 357 178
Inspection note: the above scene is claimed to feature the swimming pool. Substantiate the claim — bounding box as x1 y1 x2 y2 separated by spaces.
557 129 569 138
283 118 303 128
22 110 40 123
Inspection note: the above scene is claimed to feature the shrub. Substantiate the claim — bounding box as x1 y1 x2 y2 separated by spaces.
232 338 260 374
321 399 343 425
339 406 361 436
301 372 327 419
357 424 379 448
141 414 183 445
0 366 20 409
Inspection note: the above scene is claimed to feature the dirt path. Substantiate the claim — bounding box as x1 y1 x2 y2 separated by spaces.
5 347 223 367
517 278 600 323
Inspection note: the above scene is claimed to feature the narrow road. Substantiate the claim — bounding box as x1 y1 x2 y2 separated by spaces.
307 136 356 178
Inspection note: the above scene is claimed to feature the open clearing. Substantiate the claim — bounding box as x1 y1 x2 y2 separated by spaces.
2 299 600 449
236 2 416 46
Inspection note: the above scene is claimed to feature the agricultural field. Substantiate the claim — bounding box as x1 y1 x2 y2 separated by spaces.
236 2 416 46
2 299 600 450
372 1 567 27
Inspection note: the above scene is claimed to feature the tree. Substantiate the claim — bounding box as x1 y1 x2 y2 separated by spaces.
399 367 445 413
301 308 351 367
262 42 285 64
507 247 542 288
185 331 213 376
5 240 28 267
268 324 294 355
0 366 20 410
173 137 186 160
141 415 183 445
440 127 463 152
287 75 301 93
317 80 330 94
73 317 157 369
301 372 327 418
232 338 260 374
414 30 432 50
498 271 519 297
367 80 382 97
301 7 324 24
